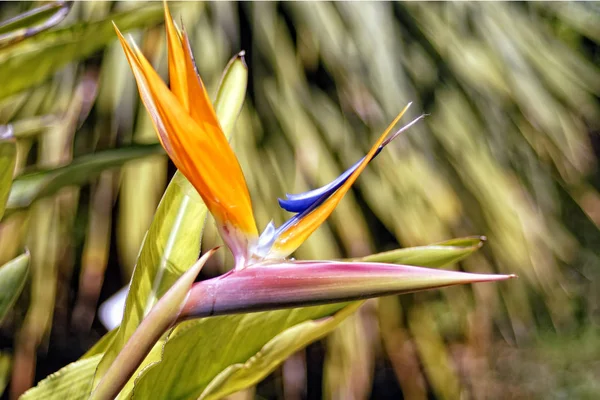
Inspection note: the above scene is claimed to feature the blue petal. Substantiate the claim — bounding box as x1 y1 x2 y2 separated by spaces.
277 149 381 213
277 114 424 215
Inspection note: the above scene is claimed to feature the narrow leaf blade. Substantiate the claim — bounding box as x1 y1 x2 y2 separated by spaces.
20 355 102 400
0 1 72 48
357 236 486 267
90 250 216 400
127 304 352 399
6 144 163 213
0 5 165 100
0 251 30 323
200 303 363 400
0 127 16 219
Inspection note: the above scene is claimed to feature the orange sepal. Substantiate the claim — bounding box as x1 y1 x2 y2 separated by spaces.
270 104 412 257
114 18 258 263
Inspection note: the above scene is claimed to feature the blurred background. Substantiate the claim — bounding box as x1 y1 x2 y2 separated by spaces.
0 1 599 399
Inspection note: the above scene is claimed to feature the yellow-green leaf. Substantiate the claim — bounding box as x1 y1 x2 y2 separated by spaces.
200 303 363 400
357 236 486 267
0 251 30 323
0 127 16 220
91 250 217 400
0 5 165 100
0 1 72 49
0 352 10 396
5 144 163 213
20 355 102 400
127 303 351 399
81 329 118 360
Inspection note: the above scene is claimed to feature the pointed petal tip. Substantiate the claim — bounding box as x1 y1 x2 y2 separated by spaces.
112 21 123 37
205 246 222 257
476 236 487 248
230 50 247 69
473 272 517 282
237 51 247 67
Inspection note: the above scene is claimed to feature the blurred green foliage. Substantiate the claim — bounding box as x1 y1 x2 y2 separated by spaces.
0 1 598 399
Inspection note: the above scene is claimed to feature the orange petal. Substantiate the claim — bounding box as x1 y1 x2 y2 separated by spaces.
114 25 258 263
270 104 412 257
164 2 188 109
114 23 180 165
165 2 225 141
180 30 224 133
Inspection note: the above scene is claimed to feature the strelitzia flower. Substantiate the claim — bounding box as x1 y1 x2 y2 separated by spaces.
115 5 416 269
112 2 515 315
93 4 514 399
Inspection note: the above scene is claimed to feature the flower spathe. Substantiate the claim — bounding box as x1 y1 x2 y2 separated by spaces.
180 260 514 318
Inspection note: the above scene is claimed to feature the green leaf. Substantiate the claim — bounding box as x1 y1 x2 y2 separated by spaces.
214 52 249 136
8 115 59 140
20 355 102 400
5 143 163 213
127 237 489 399
92 54 249 390
0 1 72 49
91 250 217 400
125 303 351 399
0 251 30 323
0 352 10 396
357 236 486 267
0 127 16 220
0 4 165 100
90 151 204 393
81 329 118 360
199 303 362 400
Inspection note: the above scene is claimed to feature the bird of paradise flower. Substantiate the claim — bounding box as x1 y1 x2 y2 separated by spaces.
90 4 514 399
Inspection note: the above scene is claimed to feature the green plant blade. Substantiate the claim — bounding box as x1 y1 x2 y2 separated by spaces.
8 115 59 140
91 249 217 400
5 143 163 213
0 352 10 396
82 329 118 360
0 1 72 49
92 54 249 391
357 236 486 267
200 303 363 400
214 51 249 135
0 127 16 220
20 355 102 400
126 303 352 399
0 251 30 323
0 4 166 100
